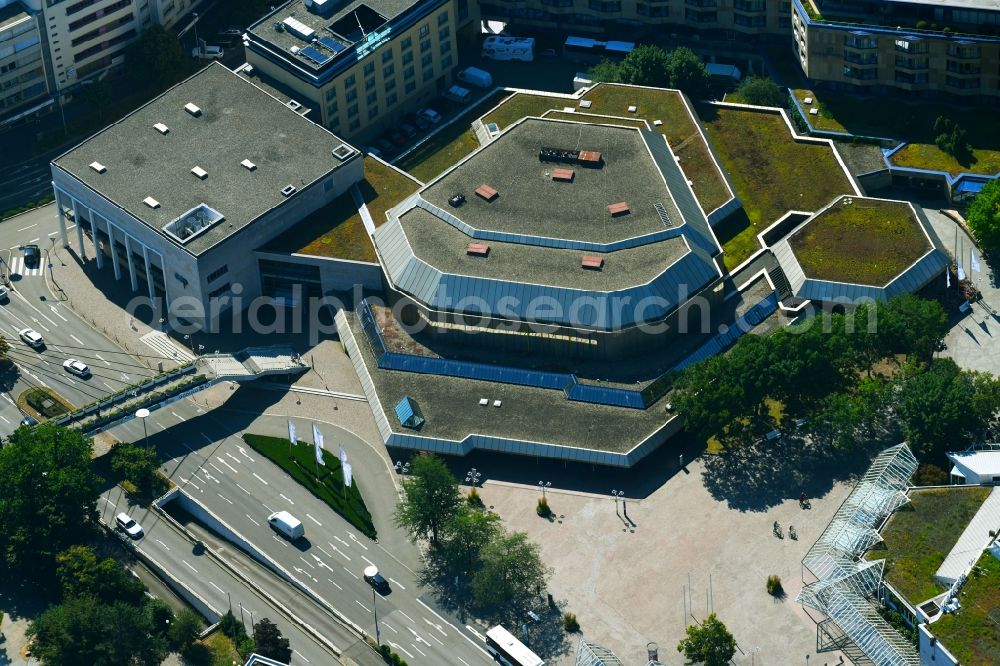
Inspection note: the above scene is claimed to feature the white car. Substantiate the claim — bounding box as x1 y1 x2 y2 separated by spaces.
418 108 442 124
115 512 144 539
191 45 224 60
63 359 91 378
19 328 44 349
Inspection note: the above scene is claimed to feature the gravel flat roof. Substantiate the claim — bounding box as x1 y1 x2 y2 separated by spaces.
422 118 683 244
398 207 688 291
53 63 356 256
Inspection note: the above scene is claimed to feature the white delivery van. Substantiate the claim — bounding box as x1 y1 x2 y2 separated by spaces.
444 84 471 104
457 66 493 89
481 36 534 62
268 511 304 540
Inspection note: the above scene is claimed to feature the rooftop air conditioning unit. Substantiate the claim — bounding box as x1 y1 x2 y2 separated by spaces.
184 103 201 117
154 123 169 134
281 184 297 197
89 161 107 173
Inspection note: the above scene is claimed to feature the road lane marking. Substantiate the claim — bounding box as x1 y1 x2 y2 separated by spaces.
156 423 167 431
49 307 67 322
225 452 241 465
407 627 431 646
17 224 36 231
333 535 349 547
355 600 370 612
210 582 225 594
343 567 359 579
180 477 200 491
429 633 444 646
102 381 114 390
236 483 251 495
182 560 198 573
317 545 334 558
216 457 238 474
300 555 315 569
236 446 254 462
208 462 225 476
200 434 214 444
389 577 406 590
348 533 369 550
423 617 445 636
70 334 83 345
0 415 9 424
383 622 397 634
279 493 294 504
293 650 311 664
262 503 274 512
327 578 342 590
217 493 233 504
305 513 321 526
155 539 170 550
331 545 351 561
362 556 376 567
410 643 427 658
397 611 414 624
171 411 186 421
120 372 130 381
457 657 470 666
273 535 289 548
28 238 39 243
246 514 261 526
95 353 110 365
389 642 413 660
252 473 269 485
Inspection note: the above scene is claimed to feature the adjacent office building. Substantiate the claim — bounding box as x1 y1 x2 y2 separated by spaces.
0 0 48 122
50 63 362 326
244 0 479 142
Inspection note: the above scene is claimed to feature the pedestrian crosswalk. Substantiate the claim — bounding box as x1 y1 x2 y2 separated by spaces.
140 330 196 362
7 256 43 277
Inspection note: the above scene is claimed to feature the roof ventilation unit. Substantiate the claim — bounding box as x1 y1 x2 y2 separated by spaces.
241 159 257 171
191 166 208 180
475 184 498 202
184 103 201 117
153 123 169 135
283 16 315 41
607 201 630 217
281 184 297 197
143 197 161 209
286 99 302 111
467 243 490 257
581 255 604 270
332 144 353 160
89 161 107 174
551 168 575 182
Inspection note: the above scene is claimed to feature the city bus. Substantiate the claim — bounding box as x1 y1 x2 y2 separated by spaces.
485 625 545 666
563 36 635 63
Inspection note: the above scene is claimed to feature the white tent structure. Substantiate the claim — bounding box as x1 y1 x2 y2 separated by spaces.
575 639 626 666
797 443 920 666
947 444 1000 485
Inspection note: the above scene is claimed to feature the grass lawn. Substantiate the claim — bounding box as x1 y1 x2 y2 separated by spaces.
200 631 241 666
242 434 376 539
868 486 992 604
267 157 419 262
930 552 1000 665
18 387 74 420
397 92 511 183
789 198 929 285
481 93 562 130
544 110 649 129
698 104 854 269
791 88 1000 176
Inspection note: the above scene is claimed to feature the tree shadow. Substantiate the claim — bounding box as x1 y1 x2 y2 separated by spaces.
700 433 878 512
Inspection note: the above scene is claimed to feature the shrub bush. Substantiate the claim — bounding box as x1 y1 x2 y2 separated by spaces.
563 612 580 633
467 487 483 507
766 574 783 596
913 463 949 486
536 496 551 517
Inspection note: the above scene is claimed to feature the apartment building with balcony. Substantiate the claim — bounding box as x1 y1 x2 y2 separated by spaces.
244 0 479 143
478 0 792 44
793 0 1000 102
0 0 49 123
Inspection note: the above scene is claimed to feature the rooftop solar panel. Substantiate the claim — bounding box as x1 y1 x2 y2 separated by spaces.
318 36 346 54
300 45 331 66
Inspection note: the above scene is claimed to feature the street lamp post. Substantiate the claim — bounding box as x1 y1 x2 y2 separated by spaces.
394 461 410 476
538 480 550 500
372 587 381 645
465 467 481 487
136 408 151 449
612 489 623 514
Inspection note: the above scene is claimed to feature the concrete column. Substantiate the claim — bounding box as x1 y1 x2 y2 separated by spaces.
142 245 156 302
91 210 103 270
54 189 69 249
72 198 85 258
124 233 138 291
107 219 121 281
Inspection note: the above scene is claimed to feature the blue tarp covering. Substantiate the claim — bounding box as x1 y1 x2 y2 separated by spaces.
954 179 987 194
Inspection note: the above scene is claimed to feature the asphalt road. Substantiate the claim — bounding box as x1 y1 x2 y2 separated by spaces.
0 207 171 436
106 400 494 666
101 491 342 666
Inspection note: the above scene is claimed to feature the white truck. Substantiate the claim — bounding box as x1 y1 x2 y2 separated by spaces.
192 45 224 60
457 66 493 89
443 84 472 104
481 36 534 62
268 511 304 540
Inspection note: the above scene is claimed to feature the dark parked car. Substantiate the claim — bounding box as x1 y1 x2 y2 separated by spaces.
387 129 407 147
374 138 395 154
23 244 40 268
400 123 417 138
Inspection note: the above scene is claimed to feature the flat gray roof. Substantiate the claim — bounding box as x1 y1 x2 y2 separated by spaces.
398 207 687 291
248 0 432 73
423 119 683 244
869 0 1000 12
53 63 356 256
0 4 30 32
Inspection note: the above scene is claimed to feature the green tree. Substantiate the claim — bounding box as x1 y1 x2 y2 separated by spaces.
967 179 1000 251
858 295 948 365
665 47 710 99
56 545 145 605
0 424 99 576
588 58 622 83
27 595 169 666
168 608 204 653
933 115 969 160
394 454 461 543
735 76 784 107
217 0 272 28
618 44 672 87
125 26 187 91
111 442 163 495
470 531 549 619
77 80 112 123
442 505 503 579
676 613 737 666
253 618 292 663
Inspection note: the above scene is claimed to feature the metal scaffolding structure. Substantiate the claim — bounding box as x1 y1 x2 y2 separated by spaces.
575 639 627 666
797 443 920 666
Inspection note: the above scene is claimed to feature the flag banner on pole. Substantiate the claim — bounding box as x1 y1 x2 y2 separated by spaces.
313 424 326 466
288 421 297 445
958 263 967 281
343 461 353 488
947 268 951 288
339 446 348 465
971 250 981 273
